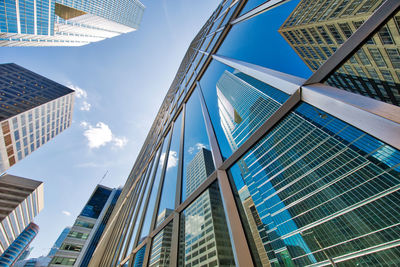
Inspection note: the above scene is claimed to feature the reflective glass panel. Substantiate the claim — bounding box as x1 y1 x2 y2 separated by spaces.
228 102 400 266
131 132 171 252
149 221 173 267
239 0 268 16
200 60 289 159
157 113 183 226
218 0 311 78
325 11 400 106
133 245 146 267
178 182 236 266
119 162 154 262
182 89 214 202
139 134 171 243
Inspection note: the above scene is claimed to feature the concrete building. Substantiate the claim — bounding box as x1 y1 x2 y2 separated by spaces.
0 174 43 256
0 63 74 173
0 0 145 46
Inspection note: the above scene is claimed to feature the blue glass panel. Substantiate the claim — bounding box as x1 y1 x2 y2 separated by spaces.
156 113 183 226
200 59 289 159
228 102 400 266
182 89 214 202
217 0 311 78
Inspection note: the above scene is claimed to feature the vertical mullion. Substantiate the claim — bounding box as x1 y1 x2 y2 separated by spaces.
119 157 156 261
102 179 142 266
131 143 163 252
143 126 174 266
170 104 186 267
196 81 254 266
108 177 144 266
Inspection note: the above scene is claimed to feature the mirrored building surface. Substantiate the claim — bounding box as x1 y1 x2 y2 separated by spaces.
87 0 400 266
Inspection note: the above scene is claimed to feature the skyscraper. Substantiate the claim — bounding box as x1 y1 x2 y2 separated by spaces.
148 209 173 267
87 0 400 266
0 174 44 256
279 0 400 106
0 0 145 46
0 222 39 266
48 227 71 257
0 63 74 173
179 148 235 267
49 185 121 267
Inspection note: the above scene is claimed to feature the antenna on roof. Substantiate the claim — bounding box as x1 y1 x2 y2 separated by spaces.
99 170 109 185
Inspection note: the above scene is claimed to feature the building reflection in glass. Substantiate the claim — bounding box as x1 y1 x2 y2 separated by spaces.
180 148 235 266
218 70 400 266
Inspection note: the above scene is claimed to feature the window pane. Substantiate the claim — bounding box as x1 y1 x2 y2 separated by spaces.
156 112 183 226
118 155 157 263
200 60 290 159
324 11 400 106
182 89 214 202
239 0 268 16
133 245 146 267
218 0 311 78
179 182 236 266
139 133 171 242
149 221 173 267
228 102 400 266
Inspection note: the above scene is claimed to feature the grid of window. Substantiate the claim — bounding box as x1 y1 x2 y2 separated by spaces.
87 1 400 267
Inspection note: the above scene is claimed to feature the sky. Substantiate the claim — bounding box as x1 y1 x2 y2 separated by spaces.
0 0 221 258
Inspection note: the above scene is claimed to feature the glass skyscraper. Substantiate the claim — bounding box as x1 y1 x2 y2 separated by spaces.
0 63 74 173
0 0 144 46
48 227 71 257
87 0 400 266
49 185 121 267
0 222 39 266
0 174 44 258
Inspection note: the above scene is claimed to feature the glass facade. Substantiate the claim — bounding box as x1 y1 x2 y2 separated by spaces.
88 0 400 266
0 223 39 267
0 0 144 46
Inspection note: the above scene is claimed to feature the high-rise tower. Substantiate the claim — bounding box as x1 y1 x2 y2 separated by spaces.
49 185 121 267
0 222 39 266
0 174 44 256
0 0 145 46
0 63 74 173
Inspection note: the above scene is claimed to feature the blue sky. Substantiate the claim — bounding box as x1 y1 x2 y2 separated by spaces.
1 0 221 258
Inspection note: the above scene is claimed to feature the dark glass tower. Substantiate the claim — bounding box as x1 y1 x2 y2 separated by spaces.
0 223 39 266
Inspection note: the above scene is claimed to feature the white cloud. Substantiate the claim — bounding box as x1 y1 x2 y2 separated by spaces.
80 101 91 111
113 137 128 148
69 84 87 99
81 121 128 149
68 84 92 111
185 214 205 237
62 210 71 216
188 142 207 154
160 150 178 170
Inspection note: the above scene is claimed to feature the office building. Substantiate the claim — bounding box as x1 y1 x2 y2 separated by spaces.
0 63 74 173
0 174 44 256
49 185 121 267
48 227 71 257
88 0 400 266
0 223 39 266
18 246 33 262
279 0 400 106
14 256 52 267
0 0 145 46
148 209 173 267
